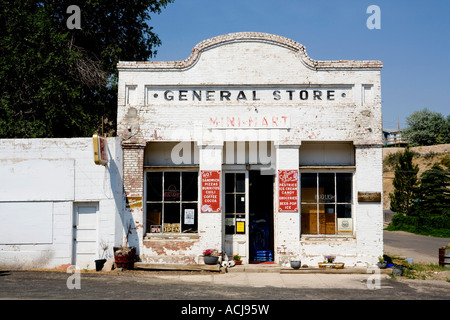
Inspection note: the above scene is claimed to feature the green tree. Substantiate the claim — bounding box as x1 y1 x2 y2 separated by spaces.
0 0 173 138
402 108 450 146
389 148 419 215
414 161 450 217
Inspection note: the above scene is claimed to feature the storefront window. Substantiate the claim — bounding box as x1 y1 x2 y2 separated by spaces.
146 171 198 234
225 173 246 234
301 173 352 235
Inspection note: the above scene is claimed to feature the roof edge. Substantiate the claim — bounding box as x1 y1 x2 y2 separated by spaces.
117 32 382 71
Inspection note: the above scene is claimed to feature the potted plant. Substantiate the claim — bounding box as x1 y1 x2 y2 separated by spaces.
95 239 109 271
377 256 387 269
290 259 301 269
232 254 242 265
203 249 219 265
319 255 335 268
318 256 344 269
114 220 136 270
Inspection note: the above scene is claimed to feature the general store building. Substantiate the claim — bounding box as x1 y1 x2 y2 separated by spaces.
117 32 384 267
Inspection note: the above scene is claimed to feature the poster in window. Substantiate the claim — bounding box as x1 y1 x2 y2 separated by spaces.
201 170 221 213
338 218 353 234
236 219 245 234
184 209 195 225
278 170 299 212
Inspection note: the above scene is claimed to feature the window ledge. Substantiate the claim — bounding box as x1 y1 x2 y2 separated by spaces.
144 233 199 240
301 234 355 241
299 166 356 170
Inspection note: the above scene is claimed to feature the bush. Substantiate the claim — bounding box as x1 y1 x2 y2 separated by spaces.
387 213 450 237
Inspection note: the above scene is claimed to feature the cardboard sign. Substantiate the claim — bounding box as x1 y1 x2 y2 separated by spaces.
278 170 299 212
201 170 221 213
338 218 353 234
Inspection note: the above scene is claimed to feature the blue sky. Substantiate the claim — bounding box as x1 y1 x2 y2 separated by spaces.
148 0 450 130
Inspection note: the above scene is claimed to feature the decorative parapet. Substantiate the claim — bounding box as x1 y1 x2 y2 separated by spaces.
117 32 382 71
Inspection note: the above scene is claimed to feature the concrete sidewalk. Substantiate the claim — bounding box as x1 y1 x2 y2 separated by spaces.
135 261 392 275
149 270 391 289
132 263 392 289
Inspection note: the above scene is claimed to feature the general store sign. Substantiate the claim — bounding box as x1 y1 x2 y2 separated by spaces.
201 170 221 213
146 87 351 104
278 170 299 212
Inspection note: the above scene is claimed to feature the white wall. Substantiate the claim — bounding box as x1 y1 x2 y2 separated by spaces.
0 138 124 269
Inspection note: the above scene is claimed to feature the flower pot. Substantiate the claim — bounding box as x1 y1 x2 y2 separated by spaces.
377 262 387 269
290 261 301 269
95 259 107 271
318 262 345 269
204 256 219 265
392 265 404 276
113 247 136 270
234 260 242 265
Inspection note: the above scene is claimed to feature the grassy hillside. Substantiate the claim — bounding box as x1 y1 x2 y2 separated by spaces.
383 144 450 210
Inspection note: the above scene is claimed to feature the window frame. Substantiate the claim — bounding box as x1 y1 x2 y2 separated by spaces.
144 169 199 235
224 171 247 235
300 170 354 236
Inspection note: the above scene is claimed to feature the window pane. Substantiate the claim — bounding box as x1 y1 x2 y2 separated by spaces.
225 173 234 193
236 194 245 213
147 172 162 201
182 172 198 201
164 172 180 202
336 173 352 203
236 173 245 192
337 204 352 218
181 203 197 233
301 204 318 234
146 203 162 233
225 194 234 213
301 173 317 203
318 173 335 203
320 204 335 234
164 203 180 224
225 215 235 234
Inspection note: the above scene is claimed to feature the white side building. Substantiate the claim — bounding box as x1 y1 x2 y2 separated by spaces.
0 138 124 269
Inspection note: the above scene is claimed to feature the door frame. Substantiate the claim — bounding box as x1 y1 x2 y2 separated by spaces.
222 168 249 263
248 169 275 263
72 202 100 269
222 166 276 264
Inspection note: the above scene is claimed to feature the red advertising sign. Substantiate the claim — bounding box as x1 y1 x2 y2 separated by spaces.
278 170 299 212
201 170 221 213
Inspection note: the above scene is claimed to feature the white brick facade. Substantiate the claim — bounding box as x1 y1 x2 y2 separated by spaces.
117 32 383 267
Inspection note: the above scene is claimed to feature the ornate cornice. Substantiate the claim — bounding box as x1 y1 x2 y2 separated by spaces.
117 32 382 71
